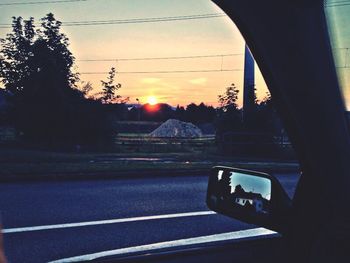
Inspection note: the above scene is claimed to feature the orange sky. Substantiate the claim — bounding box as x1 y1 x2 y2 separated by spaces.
0 0 269 107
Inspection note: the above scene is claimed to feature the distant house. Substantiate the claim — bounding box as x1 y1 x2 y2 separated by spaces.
233 190 269 213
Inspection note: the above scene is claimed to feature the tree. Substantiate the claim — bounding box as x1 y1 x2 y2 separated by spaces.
175 105 186 121
0 17 36 95
79 81 93 98
101 67 122 104
253 91 277 133
215 84 243 149
0 14 115 148
260 91 272 106
184 103 216 123
6 14 82 145
0 14 79 94
39 13 79 88
218 83 240 111
215 83 242 134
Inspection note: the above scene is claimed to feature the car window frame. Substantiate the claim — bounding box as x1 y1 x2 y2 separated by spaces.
212 0 350 261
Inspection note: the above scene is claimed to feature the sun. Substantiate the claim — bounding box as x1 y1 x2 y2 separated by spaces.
147 96 158 105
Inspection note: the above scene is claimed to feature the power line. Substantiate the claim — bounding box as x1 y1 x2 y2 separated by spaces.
62 13 225 25
59 13 226 27
80 69 242 75
0 13 224 26
0 0 88 6
0 13 227 28
77 53 243 62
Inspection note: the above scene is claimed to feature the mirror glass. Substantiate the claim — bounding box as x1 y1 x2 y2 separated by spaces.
208 168 272 219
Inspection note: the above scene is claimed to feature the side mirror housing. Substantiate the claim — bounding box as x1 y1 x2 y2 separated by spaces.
206 166 291 233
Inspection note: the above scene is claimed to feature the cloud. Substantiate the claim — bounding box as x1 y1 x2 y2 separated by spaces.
189 78 207 86
141 78 162 84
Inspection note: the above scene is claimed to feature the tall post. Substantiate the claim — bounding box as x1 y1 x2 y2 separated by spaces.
242 45 255 126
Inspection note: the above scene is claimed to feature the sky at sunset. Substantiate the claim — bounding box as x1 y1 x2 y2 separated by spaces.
0 0 271 107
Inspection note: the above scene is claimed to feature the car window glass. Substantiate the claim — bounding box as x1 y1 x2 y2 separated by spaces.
0 1 299 262
324 0 350 110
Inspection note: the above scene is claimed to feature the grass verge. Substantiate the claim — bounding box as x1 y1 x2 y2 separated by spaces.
0 148 299 181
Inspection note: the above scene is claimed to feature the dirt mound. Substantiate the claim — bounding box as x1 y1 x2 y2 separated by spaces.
149 119 202 138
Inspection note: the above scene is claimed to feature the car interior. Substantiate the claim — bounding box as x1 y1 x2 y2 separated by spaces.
0 0 349 263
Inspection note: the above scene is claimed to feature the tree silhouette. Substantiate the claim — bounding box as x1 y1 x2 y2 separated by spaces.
101 67 122 104
79 81 93 98
0 14 114 148
175 105 186 121
261 92 272 105
0 17 36 94
215 84 242 136
0 14 79 95
40 13 79 88
252 91 278 133
184 103 216 123
218 83 240 111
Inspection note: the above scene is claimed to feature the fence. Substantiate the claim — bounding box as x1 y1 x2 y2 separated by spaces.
114 134 216 153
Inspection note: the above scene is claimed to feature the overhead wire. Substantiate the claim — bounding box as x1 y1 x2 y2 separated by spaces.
0 13 227 29
0 0 88 6
77 53 243 75
79 69 243 75
77 53 243 62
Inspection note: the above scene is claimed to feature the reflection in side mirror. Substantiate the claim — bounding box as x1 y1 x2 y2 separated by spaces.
207 166 291 233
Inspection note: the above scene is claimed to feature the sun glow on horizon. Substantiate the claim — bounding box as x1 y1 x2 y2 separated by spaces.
147 96 158 105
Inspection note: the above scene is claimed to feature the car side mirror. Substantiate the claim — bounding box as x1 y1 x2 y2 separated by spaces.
206 166 291 233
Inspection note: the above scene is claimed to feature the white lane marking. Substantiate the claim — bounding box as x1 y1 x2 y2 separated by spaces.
2 211 216 234
49 228 278 263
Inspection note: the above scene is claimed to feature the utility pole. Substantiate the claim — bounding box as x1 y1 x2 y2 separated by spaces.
136 98 141 134
242 45 255 126
136 98 141 122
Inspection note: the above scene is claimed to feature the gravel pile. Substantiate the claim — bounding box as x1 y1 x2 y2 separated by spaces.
149 119 203 138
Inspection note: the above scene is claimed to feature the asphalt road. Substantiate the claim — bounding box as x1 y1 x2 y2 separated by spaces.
0 173 299 263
